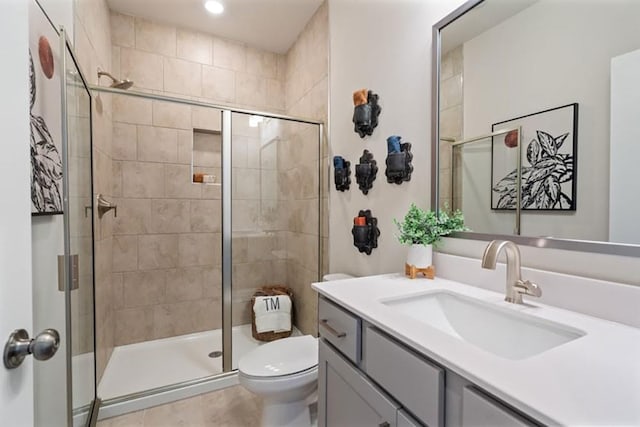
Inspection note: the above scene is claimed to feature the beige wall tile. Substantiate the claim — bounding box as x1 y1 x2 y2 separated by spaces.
202 66 235 103
152 101 192 130
165 267 204 302
113 198 151 235
236 73 266 107
177 29 212 65
138 234 179 270
120 48 163 91
113 235 138 272
192 106 222 132
113 93 152 125
122 270 166 307
152 299 219 338
121 161 165 198
232 200 261 231
213 38 246 71
202 266 222 299
110 12 134 48
134 17 176 57
164 164 202 198
178 233 221 267
137 126 178 163
148 199 191 233
441 74 462 110
233 168 260 200
231 237 248 263
114 307 154 345
112 122 137 160
177 130 193 165
111 161 122 197
164 57 202 96
246 47 277 79
190 200 221 232
266 79 285 111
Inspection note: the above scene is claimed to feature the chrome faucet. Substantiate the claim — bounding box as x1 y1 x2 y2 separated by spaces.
481 240 542 304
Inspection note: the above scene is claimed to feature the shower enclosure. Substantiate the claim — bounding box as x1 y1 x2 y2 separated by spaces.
92 88 322 416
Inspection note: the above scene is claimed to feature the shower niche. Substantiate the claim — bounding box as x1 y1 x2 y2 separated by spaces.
192 128 222 185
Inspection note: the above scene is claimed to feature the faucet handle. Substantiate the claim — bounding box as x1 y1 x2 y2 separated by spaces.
514 280 542 298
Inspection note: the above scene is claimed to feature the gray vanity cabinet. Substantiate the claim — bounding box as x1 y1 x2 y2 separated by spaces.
461 387 536 427
318 339 401 427
317 296 542 427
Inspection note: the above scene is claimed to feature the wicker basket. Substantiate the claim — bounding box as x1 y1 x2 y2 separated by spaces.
250 285 294 342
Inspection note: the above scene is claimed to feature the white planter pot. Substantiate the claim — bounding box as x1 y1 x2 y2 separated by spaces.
406 244 433 268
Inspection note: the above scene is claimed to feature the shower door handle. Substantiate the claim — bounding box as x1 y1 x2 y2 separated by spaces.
3 328 60 369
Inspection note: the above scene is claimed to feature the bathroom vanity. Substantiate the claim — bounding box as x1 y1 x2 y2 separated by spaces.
313 266 640 427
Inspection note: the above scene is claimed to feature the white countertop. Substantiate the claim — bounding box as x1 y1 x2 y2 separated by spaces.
312 273 640 426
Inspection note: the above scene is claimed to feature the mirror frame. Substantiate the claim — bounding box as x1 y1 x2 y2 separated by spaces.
430 0 640 258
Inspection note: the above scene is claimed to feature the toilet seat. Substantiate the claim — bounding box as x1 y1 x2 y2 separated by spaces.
239 335 318 378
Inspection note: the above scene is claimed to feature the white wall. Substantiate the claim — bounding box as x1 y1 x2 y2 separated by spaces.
610 49 640 244
328 0 465 276
460 1 640 242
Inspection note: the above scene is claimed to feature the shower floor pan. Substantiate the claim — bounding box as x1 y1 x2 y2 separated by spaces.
98 323 301 400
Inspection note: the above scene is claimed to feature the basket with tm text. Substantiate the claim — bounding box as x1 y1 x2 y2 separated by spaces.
250 285 294 342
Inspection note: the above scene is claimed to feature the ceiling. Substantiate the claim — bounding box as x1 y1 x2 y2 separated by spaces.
106 0 323 54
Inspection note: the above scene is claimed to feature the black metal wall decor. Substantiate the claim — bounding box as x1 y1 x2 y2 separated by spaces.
385 135 413 184
352 89 381 138
352 210 380 255
355 150 377 195
333 156 351 192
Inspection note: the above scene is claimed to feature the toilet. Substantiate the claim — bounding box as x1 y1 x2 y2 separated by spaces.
238 335 319 427
238 273 354 427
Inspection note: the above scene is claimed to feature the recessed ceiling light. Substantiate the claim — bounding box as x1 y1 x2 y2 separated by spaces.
204 0 224 15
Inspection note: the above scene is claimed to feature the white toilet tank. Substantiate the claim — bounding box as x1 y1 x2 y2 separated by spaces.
322 273 354 281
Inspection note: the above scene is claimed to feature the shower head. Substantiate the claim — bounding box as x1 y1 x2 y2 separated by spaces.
97 68 134 90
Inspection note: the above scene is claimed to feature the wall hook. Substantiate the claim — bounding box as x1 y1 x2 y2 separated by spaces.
333 156 351 192
385 136 414 184
355 150 377 195
352 210 380 255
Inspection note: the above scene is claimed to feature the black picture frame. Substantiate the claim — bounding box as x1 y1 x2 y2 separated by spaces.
491 103 578 211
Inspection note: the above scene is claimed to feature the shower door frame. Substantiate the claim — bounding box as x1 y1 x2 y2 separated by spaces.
89 86 324 415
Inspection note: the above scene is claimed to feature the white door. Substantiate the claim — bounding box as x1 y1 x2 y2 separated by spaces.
0 0 36 425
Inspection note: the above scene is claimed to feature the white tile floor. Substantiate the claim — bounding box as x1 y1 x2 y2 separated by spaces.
99 324 300 400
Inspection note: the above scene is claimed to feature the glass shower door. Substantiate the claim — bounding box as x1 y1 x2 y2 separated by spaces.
227 112 321 369
63 36 97 425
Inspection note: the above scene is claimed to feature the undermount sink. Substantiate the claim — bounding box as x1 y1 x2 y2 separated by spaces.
381 291 585 360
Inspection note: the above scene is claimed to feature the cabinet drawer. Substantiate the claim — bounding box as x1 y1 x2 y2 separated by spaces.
318 297 360 364
462 386 537 427
398 410 424 427
364 326 444 427
319 339 399 427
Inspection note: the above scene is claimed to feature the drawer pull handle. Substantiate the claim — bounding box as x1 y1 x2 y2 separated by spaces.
379 422 390 427
320 319 346 338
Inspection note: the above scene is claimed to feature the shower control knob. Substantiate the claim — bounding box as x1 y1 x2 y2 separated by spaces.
3 328 60 369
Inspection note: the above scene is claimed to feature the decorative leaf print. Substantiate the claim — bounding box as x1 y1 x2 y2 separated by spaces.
29 49 63 213
554 132 569 149
493 128 573 210
537 130 557 156
526 139 541 165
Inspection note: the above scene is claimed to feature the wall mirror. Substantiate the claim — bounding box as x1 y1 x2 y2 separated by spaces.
432 0 640 256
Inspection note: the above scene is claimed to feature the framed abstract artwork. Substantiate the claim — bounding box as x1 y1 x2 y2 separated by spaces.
491 103 578 211
29 1 63 215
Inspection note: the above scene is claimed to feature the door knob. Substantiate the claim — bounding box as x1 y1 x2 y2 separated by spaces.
3 328 60 369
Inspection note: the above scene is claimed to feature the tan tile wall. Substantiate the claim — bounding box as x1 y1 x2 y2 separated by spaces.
439 46 463 210
110 12 286 112
107 7 327 344
73 0 114 382
283 2 329 336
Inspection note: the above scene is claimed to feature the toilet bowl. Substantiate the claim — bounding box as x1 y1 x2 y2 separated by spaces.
238 335 318 427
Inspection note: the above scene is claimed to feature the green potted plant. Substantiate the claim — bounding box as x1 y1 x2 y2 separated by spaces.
394 203 466 268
